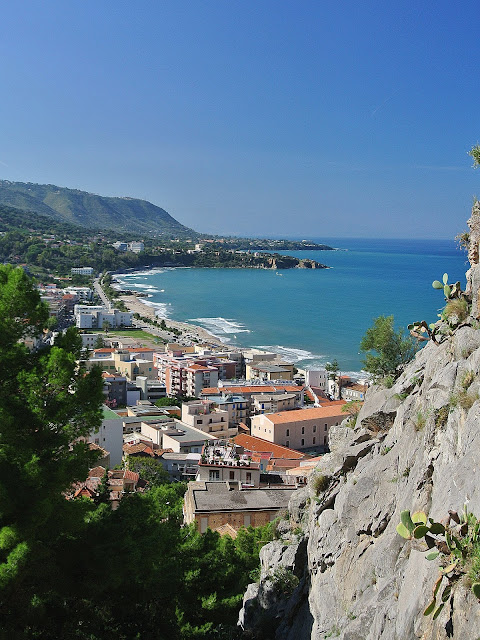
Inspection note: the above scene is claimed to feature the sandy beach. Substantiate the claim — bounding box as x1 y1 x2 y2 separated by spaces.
119 293 227 348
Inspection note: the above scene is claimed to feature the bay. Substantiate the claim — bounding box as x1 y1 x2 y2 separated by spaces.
116 238 468 376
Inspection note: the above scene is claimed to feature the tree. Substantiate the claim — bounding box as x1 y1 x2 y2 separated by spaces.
341 400 362 426
325 359 340 398
0 265 105 633
359 315 416 380
94 334 105 349
127 456 171 487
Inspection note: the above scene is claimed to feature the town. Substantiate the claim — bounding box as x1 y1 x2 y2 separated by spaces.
36 267 368 534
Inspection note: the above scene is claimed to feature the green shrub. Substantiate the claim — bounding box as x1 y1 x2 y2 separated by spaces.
434 405 449 428
270 566 299 596
312 473 330 495
443 298 469 324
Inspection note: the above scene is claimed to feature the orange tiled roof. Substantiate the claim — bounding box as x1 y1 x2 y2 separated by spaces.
124 469 139 482
234 433 306 459
263 405 346 424
88 466 106 478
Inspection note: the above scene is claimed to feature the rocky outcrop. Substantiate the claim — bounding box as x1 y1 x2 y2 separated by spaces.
239 213 480 639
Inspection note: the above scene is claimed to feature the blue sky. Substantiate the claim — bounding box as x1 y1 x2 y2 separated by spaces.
1 1 480 238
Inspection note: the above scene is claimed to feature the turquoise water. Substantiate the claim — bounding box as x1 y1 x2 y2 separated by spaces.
116 238 467 375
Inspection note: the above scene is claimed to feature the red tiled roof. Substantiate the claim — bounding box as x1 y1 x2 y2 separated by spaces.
263 405 346 424
234 434 306 460
124 469 139 483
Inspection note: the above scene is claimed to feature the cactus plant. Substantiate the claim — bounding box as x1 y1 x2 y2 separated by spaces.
397 509 480 619
432 273 465 301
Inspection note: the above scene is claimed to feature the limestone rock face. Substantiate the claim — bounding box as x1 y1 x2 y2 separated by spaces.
239 228 480 639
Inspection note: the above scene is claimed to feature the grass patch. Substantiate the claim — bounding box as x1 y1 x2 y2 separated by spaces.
450 391 479 412
312 473 330 495
443 298 469 324
461 370 476 390
435 405 450 428
413 409 429 431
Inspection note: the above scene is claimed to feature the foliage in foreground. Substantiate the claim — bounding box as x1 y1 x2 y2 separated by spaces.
360 315 416 381
0 265 273 639
397 509 480 621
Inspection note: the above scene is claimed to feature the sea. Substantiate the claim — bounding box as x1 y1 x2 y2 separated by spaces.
115 238 468 377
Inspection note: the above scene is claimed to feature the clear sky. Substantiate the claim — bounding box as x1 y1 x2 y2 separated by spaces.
1 1 480 238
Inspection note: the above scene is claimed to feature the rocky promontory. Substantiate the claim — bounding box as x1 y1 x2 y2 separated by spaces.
239 205 480 639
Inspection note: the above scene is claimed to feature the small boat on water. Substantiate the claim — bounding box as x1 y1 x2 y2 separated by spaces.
275 272 283 276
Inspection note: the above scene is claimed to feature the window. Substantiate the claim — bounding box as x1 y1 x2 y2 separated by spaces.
324 436 327 445
313 425 316 433
286 429 290 436
324 424 328 431
301 438 304 446
313 437 316 444
209 470 220 480
229 470 235 480
246 472 252 483
301 426 305 434
286 440 289 447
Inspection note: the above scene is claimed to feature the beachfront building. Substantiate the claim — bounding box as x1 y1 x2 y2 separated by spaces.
250 404 346 451
246 360 295 382
305 369 329 391
74 305 132 329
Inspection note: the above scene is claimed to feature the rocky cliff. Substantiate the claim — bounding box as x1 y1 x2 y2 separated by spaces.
239 207 480 639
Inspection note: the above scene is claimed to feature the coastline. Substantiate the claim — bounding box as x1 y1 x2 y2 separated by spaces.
117 292 227 348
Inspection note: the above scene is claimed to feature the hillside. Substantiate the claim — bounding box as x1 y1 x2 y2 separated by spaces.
239 204 480 639
0 180 195 236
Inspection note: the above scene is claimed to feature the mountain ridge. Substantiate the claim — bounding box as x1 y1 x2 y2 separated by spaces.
0 179 196 236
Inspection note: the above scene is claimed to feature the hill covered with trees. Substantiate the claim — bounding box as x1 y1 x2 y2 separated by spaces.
0 179 195 236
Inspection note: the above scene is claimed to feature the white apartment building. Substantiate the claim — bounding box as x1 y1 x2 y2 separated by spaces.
74 305 132 329
71 267 94 276
181 401 236 438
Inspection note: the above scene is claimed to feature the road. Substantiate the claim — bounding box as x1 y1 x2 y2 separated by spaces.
93 276 112 309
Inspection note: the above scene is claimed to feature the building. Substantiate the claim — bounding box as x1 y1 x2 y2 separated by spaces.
87 406 125 466
203 394 248 426
233 433 309 473
197 441 260 487
81 333 104 349
341 381 368 402
158 452 200 482
102 372 127 407
246 361 295 382
74 305 132 329
252 393 297 415
140 420 217 453
184 481 296 533
181 400 236 439
305 369 328 391
128 241 145 253
135 376 167 402
185 364 219 397
64 286 93 301
201 383 305 419
250 404 347 451
71 267 94 276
